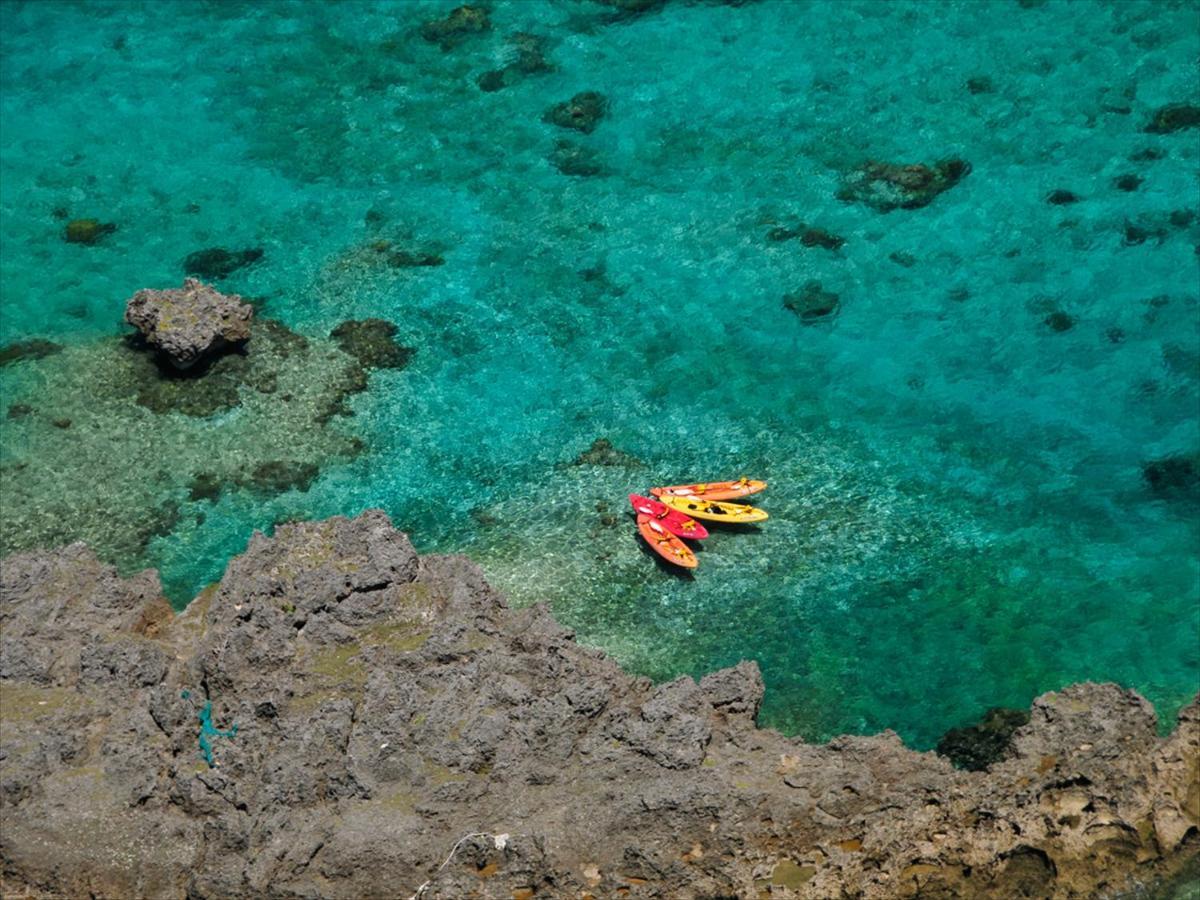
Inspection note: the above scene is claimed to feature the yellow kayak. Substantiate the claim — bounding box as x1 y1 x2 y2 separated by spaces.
656 494 769 523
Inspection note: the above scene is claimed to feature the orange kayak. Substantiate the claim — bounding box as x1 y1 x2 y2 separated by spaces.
650 478 766 502
637 514 699 569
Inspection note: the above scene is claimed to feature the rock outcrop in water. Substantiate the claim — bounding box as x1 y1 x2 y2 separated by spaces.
837 158 971 212
1 511 1196 899
420 4 490 50
63 218 117 245
543 91 609 133
125 278 254 370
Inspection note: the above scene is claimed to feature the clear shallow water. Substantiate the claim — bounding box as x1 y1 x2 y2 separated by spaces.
1 0 1197 749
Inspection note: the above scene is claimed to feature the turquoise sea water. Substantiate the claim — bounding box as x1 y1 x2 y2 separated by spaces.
1 0 1197 749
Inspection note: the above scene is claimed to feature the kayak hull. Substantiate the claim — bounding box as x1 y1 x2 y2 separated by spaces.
655 494 769 524
650 478 766 501
637 514 699 568
628 494 709 540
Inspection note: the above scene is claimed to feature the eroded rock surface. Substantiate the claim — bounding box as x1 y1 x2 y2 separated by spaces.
125 278 254 370
1 511 1197 899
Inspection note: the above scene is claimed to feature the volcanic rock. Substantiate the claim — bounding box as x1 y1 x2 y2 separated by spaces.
0 511 1196 899
124 278 253 370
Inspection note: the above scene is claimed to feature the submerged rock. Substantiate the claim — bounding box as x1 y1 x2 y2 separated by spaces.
766 223 846 250
1143 454 1200 501
543 91 609 133
0 339 62 367
550 139 605 177
837 158 970 212
124 278 253 370
966 75 994 94
129 321 303 417
784 280 841 323
330 319 415 370
420 4 490 50
477 32 554 92
386 248 444 268
63 218 116 245
1144 103 1200 134
1123 209 1195 246
571 437 642 467
1113 173 1143 192
1043 311 1076 332
182 247 264 280
591 0 667 13
936 706 1031 771
1046 189 1082 205
0 513 1197 900
241 460 319 495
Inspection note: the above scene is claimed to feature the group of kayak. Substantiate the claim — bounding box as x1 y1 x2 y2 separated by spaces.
629 478 768 570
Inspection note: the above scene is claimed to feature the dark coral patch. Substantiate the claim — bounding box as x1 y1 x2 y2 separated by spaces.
784 281 841 324
571 438 642 467
64 219 117 245
242 461 320 495
0 339 62 367
1043 311 1076 332
330 319 415 371
1046 190 1081 205
544 91 609 134
550 140 605 177
1143 455 1199 502
1144 103 1200 134
183 247 264 280
420 5 490 50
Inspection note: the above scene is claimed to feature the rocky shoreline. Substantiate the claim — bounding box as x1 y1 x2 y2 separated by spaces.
1 510 1197 899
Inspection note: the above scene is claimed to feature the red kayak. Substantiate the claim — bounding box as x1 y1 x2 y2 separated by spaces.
637 514 699 569
629 494 709 540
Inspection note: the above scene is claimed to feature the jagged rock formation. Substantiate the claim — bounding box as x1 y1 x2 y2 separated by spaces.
125 278 254 370
1 511 1197 899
